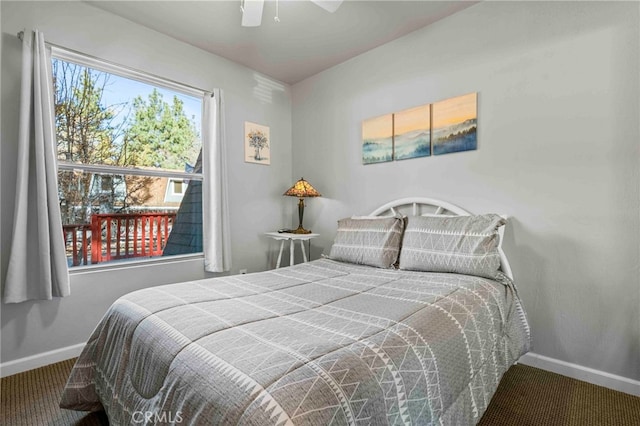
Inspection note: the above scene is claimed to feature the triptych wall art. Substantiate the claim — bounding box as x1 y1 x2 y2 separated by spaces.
362 92 477 165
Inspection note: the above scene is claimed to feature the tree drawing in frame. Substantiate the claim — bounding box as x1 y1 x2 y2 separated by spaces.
362 113 393 164
394 104 431 160
245 121 270 165
432 92 477 155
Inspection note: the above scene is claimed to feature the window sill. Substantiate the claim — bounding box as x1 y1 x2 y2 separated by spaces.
68 253 204 276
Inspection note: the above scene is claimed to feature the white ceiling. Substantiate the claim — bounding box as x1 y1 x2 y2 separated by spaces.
86 1 477 85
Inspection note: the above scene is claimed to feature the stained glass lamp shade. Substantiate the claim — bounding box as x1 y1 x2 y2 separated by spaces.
283 178 321 234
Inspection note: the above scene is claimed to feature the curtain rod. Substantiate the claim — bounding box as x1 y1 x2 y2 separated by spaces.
16 30 213 97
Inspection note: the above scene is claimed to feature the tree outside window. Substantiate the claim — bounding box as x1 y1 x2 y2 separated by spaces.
53 56 203 267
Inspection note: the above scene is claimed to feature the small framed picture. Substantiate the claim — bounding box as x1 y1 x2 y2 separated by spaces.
244 121 270 165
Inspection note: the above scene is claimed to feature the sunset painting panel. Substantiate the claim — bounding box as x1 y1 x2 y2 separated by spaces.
362 113 393 164
394 104 431 160
432 92 477 155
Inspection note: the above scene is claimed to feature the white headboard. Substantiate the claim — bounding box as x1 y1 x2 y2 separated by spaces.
369 197 513 280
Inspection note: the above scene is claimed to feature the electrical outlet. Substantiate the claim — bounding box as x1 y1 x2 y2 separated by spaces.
239 269 247 275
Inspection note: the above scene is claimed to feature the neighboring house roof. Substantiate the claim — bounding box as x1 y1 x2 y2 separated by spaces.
163 153 203 255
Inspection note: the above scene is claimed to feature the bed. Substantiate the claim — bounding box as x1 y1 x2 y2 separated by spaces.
60 198 530 425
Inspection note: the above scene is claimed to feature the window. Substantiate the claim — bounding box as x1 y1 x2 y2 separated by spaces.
172 180 184 195
100 175 113 192
53 49 204 268
164 178 188 203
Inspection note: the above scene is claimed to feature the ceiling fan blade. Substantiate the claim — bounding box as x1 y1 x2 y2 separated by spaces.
310 0 343 13
241 0 264 27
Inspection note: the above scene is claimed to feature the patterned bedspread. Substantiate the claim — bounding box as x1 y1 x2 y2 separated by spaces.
60 259 530 425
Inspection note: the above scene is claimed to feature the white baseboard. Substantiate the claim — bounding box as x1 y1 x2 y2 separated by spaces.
519 352 640 397
0 343 86 378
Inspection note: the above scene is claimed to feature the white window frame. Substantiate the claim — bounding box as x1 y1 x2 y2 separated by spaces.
164 178 188 203
52 47 206 272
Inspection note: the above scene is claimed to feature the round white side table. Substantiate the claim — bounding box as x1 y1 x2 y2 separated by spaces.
264 232 320 268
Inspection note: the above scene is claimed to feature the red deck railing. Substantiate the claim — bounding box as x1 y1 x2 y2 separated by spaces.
62 212 176 266
63 224 91 266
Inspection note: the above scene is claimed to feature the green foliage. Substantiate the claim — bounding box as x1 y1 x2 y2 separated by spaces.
124 89 200 170
53 60 200 223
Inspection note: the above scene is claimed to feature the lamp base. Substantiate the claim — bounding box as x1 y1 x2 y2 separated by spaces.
287 225 312 234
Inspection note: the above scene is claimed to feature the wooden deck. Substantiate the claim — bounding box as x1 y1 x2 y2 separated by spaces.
62 212 176 266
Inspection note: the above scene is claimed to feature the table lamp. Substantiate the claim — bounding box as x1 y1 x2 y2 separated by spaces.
283 177 321 234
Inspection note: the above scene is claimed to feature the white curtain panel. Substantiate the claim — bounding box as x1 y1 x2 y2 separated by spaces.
202 89 232 272
4 30 70 303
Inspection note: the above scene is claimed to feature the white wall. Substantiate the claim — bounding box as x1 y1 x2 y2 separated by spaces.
1 1 292 364
2 0 639 388
292 1 640 382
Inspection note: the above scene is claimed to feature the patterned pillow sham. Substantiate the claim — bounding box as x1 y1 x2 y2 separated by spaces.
399 214 506 279
329 216 405 269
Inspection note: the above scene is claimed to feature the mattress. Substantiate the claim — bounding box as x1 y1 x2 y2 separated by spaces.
60 258 530 425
